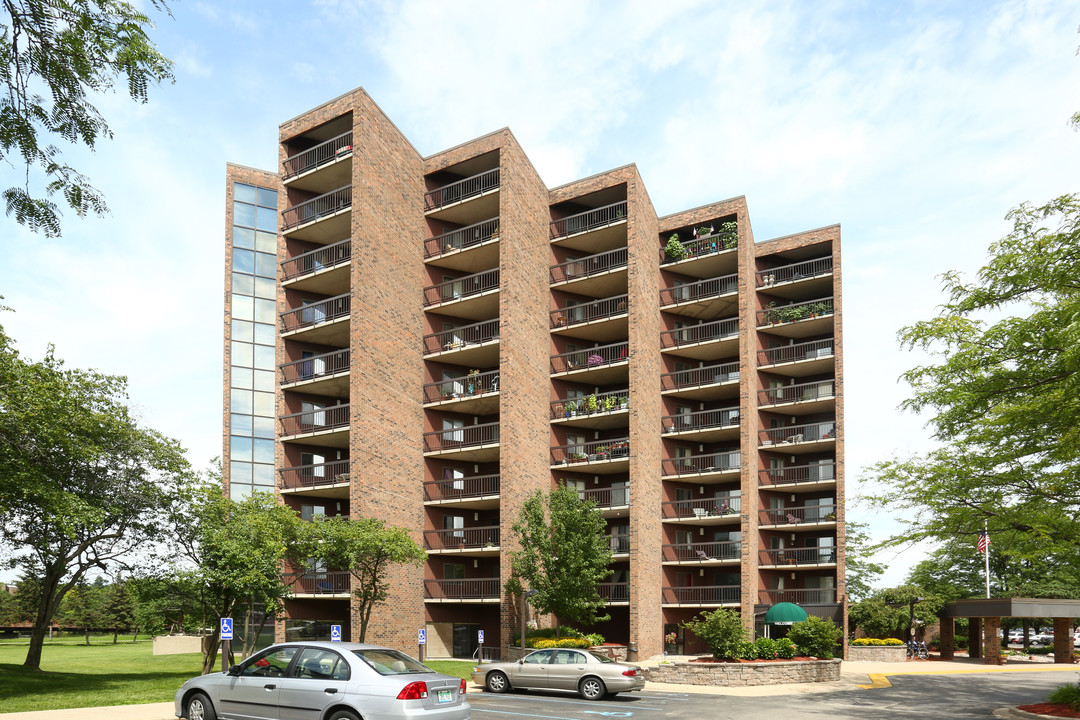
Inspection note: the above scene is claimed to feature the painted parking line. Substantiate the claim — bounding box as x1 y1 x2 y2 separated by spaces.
471 709 636 720
470 694 661 710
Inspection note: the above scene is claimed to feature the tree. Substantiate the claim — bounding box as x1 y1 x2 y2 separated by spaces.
505 486 613 632
1 0 174 236
0 316 191 671
861 195 1080 562
308 517 426 644
57 580 105 645
848 585 944 640
844 521 884 602
101 579 136 643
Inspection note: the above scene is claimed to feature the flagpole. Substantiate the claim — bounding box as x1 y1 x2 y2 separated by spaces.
983 523 990 599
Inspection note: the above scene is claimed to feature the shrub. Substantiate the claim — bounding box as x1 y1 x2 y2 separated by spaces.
774 637 797 659
513 626 604 647
665 235 688 261
530 637 590 649
735 639 756 660
683 608 747 660
788 616 843 659
753 637 779 660
1049 681 1080 711
851 637 904 646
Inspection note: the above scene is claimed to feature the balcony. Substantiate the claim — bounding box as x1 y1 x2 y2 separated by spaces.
551 438 630 474
550 201 628 252
759 588 837 605
758 339 834 378
423 474 500 509
280 348 350 397
551 294 628 342
661 451 740 483
659 273 738 320
279 459 350 497
281 185 352 242
287 571 351 598
551 341 628 383
757 256 833 299
759 462 836 490
550 247 628 297
424 421 499 461
423 370 499 415
424 318 500 366
757 297 834 338
598 582 630 605
280 294 350 346
662 541 741 564
661 362 739 401
281 239 351 295
758 379 835 415
660 318 739 360
425 168 500 223
578 486 630 517
660 497 741 524
661 227 738 278
759 504 836 528
280 404 349 448
662 407 739 442
551 389 629 428
759 547 837 568
424 268 499 318
662 585 740 607
424 217 500 271
424 526 500 554
424 578 500 602
759 422 836 453
282 130 353 192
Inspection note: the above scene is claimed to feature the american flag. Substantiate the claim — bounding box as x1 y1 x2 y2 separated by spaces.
977 531 990 553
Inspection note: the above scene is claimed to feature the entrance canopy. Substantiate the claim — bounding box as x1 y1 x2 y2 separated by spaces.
940 598 1080 619
764 602 808 626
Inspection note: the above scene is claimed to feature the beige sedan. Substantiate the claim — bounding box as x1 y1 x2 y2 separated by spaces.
471 648 645 700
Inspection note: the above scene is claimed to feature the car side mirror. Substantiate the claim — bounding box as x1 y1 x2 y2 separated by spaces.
228 665 242 676
517 659 525 665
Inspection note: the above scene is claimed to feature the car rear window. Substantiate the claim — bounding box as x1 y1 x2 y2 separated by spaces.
587 651 616 663
353 649 432 675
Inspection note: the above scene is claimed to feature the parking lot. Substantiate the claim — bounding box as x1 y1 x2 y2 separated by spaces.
468 689 710 720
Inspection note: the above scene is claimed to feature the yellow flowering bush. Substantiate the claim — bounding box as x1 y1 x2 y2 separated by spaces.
851 638 904 646
529 637 592 649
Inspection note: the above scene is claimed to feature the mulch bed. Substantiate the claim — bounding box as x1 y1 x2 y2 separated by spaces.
1016 703 1080 718
689 656 820 663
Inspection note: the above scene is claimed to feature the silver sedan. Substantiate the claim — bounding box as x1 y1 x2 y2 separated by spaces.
175 641 470 720
471 648 645 700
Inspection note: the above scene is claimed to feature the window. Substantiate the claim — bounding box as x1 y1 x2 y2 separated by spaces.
300 504 326 521
443 515 465 540
443 418 464 444
523 650 554 665
354 648 431 675
293 647 348 680
242 646 298 677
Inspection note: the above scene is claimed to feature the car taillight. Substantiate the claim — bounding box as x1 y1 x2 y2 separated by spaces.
622 668 638 676
396 681 429 700
460 678 467 694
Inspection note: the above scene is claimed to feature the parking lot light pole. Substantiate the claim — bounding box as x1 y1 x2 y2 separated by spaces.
521 589 539 653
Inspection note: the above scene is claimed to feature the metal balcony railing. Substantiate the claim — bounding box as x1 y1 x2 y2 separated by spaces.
758 339 834 366
280 348 350 385
424 526 500 551
663 585 740 604
661 451 740 477
287 571 351 595
759 380 835 406
279 459 350 491
281 239 351 281
423 369 499 403
424 578 500 600
758 297 834 326
552 388 629 419
760 548 837 566
423 474 500 502
280 404 349 437
661 497 741 519
551 341 628 374
662 407 739 433
280 293 350 333
424 217 499 259
760 422 836 446
282 131 354 179
552 437 630 465
760 588 837 605
550 201 628 240
425 168 500 210
661 362 739 391
424 422 499 453
578 486 630 509
424 268 499 307
760 505 836 526
661 318 738 349
662 541 741 562
662 227 737 264
757 256 833 287
660 274 738 306
550 247 628 284
551 294 628 329
598 582 630 602
759 462 836 486
282 185 352 231
605 534 630 553
424 318 500 355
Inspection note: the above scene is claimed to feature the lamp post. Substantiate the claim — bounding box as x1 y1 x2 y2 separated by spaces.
521 589 539 653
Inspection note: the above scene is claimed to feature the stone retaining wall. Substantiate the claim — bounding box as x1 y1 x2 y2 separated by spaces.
848 645 908 662
153 635 205 655
644 659 841 686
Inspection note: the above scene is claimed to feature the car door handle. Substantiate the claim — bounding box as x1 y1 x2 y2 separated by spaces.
264 684 276 690
324 688 338 694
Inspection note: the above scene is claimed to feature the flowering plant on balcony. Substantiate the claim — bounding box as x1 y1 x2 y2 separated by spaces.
587 354 604 368
665 632 678 645
468 368 480 376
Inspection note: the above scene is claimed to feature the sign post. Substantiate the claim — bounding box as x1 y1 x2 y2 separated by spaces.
418 628 426 663
330 625 342 642
220 618 234 672
477 629 484 662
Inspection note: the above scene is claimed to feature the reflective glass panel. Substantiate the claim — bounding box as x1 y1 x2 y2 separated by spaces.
254 323 276 345
234 183 256 204
254 298 276 324
232 295 254 321
254 276 276 299
255 252 276 279
253 369 275 392
253 345 275 370
231 414 253 435
256 187 277 209
230 484 252 500
252 416 275 439
230 388 253 414
230 435 253 461
234 226 256 250
252 463 275 486
232 272 254 296
253 391 275 417
233 249 255 274
231 366 253 389
230 460 253 483
231 319 254 342
256 231 277 253
233 202 256 228
253 438 275 463
231 341 253 366
256 206 277 233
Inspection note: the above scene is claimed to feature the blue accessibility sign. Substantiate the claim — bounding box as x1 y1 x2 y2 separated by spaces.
220 618 233 640
418 628 426 645
330 624 342 642
477 630 484 644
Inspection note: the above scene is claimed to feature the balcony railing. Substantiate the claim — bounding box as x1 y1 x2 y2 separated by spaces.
424 578 500 600
424 318 499 355
425 168 500 211
282 131 354 179
550 201 627 240
282 185 352 231
662 541 741 562
423 369 499 403
760 547 837 566
662 585 740 604
662 228 737 264
661 318 738 349
760 504 836 526
550 247 628 284
279 459 350 491
281 239 351 281
552 437 630 465
662 407 739 433
605 535 630 554
660 274 738 306
551 294 628 329
661 451 740 477
759 339 834 366
760 422 836 446
280 348 350 385
598 582 630 602
424 422 500 453
281 293 350 333
758 297 834 326
424 269 499 307
578 486 630 509
287 571 351 595
551 341 628 374
661 362 739 391
759 380 835 406
424 526 500 551
423 474 500 502
759 462 836 486
758 256 833 287
280 404 350 437
552 388 628 419
424 217 500 259
760 588 837 605
661 497 741 519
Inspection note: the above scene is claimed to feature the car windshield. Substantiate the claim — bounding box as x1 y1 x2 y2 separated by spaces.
587 651 615 663
354 649 432 675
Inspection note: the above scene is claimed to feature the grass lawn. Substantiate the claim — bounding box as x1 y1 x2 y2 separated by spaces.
422 660 475 681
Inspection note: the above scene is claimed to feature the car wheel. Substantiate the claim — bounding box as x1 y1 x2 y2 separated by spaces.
328 711 359 720
486 670 511 693
579 676 606 700
185 692 216 720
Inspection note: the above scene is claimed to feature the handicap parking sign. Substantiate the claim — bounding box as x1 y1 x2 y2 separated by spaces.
330 624 342 642
418 628 427 645
477 630 484 644
220 618 233 640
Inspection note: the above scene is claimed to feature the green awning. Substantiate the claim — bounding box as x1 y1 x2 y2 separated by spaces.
764 602 808 625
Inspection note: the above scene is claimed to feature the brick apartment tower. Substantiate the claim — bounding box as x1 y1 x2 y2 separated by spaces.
222 87 846 660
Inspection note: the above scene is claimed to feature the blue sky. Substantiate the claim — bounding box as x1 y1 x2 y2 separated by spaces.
1 0 1077 587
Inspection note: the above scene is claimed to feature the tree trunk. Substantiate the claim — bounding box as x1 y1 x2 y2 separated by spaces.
113 630 118 644
24 568 66 671
132 627 140 644
202 629 221 675
84 628 90 646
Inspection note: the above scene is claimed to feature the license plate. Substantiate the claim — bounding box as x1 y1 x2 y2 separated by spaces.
438 689 452 703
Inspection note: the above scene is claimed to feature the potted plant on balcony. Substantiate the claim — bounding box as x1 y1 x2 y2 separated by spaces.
564 400 577 418
603 395 617 411
570 452 587 463
587 353 604 368
585 394 599 414
467 368 481 394
664 234 688 262
555 314 566 327
718 220 738 249
335 144 352 158
618 395 629 410
595 445 609 460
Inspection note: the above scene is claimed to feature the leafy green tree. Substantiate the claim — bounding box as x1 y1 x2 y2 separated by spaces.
57 581 106 645
844 521 884 601
682 608 746 659
787 615 843 659
101 580 137 643
848 585 944 640
0 0 174 236
505 486 613 632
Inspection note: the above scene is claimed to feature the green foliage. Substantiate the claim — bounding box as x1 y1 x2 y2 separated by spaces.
734 639 755 659
664 234 688 260
773 637 797 658
787 616 843 659
0 0 175 236
845 521 885 602
682 608 746 660
848 585 944 640
751 637 778 659
1049 681 1080 710
530 637 591 649
851 637 905 646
